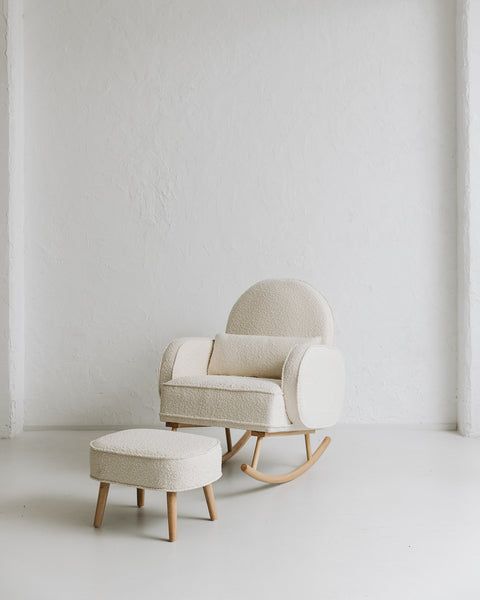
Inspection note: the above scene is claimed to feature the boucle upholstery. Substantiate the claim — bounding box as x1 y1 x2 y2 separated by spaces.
159 337 213 386
160 375 291 432
226 279 334 343
90 429 222 492
282 343 345 429
208 333 321 379
158 279 344 432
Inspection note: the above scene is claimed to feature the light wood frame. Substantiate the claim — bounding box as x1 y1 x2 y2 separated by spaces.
166 423 331 484
92 481 217 542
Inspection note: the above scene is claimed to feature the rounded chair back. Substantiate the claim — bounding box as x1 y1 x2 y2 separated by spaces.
226 279 334 344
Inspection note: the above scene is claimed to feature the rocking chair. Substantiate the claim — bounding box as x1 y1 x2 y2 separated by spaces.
159 279 345 484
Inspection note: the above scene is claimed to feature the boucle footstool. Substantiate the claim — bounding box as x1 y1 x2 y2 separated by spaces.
89 429 222 541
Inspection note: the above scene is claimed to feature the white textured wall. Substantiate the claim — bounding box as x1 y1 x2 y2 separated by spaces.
1 0 24 438
0 2 10 431
24 0 457 427
458 0 480 436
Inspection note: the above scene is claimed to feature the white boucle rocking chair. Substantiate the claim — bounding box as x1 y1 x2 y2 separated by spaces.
159 279 345 484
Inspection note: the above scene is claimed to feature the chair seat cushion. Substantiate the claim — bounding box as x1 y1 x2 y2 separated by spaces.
160 375 291 431
90 429 222 492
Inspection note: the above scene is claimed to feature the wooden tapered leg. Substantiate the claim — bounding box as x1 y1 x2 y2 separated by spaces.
93 482 110 528
167 492 177 542
137 488 145 508
304 433 312 460
225 428 232 452
203 484 217 521
251 435 264 469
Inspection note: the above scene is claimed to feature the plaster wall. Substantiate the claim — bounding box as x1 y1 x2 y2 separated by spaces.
457 0 480 436
24 0 457 427
1 0 23 437
0 2 10 430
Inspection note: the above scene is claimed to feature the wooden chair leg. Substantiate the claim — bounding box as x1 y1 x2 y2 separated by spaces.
225 428 232 452
203 484 217 521
304 433 312 460
93 482 110 528
167 492 177 541
251 436 264 469
137 488 145 508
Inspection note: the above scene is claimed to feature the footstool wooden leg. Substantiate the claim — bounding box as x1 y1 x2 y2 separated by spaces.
203 484 217 521
93 482 110 528
167 492 177 542
137 488 145 508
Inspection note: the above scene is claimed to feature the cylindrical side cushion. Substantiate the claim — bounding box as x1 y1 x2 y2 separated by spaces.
90 429 222 492
282 344 345 429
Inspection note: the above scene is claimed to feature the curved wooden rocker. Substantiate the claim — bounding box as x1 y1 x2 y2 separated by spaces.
167 423 330 483
166 423 252 464
240 431 331 484
221 430 252 464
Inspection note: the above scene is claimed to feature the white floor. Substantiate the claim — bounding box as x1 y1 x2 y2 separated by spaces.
1 427 479 600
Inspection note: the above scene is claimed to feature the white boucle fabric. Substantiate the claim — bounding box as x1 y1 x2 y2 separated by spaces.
160 375 291 431
157 280 343 433
207 333 321 379
282 344 345 429
90 429 222 492
159 337 213 386
226 279 335 343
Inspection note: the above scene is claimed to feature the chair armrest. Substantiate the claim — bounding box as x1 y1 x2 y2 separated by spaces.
282 343 345 429
159 337 214 388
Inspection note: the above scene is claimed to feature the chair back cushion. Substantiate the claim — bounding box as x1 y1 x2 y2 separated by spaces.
208 333 321 379
226 279 334 344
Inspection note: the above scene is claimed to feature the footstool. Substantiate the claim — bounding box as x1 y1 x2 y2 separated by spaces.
89 429 222 541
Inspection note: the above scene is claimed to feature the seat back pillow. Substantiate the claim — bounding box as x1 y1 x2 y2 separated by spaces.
208 333 321 379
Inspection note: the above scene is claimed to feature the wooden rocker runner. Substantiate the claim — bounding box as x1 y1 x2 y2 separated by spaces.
167 425 331 484
159 279 345 484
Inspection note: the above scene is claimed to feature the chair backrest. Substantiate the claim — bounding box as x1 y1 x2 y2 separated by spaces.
226 279 334 344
